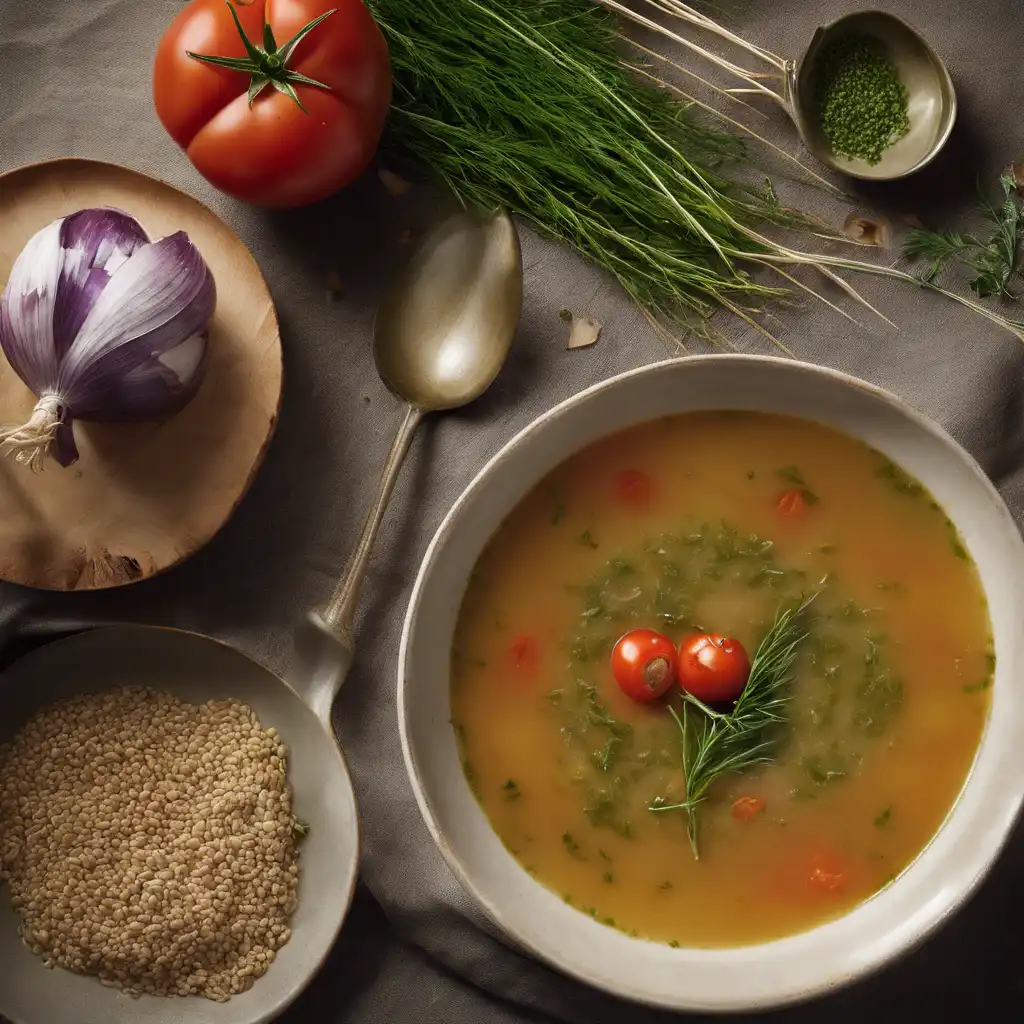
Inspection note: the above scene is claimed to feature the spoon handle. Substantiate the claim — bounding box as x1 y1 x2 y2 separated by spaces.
294 403 424 722
325 402 424 639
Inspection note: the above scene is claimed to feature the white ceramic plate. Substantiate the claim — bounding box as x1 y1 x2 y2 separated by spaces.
399 355 1024 1012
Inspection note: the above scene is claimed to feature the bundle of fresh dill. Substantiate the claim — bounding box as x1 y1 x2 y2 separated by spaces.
368 0 800 337
368 0 1024 344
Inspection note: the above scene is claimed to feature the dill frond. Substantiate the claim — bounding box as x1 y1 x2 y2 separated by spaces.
650 599 812 858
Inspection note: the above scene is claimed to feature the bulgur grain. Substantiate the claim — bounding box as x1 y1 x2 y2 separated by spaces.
0 686 302 1001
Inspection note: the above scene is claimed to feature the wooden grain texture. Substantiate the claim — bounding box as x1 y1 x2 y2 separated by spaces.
0 159 282 591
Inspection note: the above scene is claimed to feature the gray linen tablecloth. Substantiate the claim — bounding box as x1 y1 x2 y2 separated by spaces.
1 0 1022 1020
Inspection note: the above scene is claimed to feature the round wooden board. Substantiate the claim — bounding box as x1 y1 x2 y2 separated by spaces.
0 159 282 590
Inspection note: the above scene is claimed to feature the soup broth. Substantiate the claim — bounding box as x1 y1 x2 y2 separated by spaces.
450 412 992 947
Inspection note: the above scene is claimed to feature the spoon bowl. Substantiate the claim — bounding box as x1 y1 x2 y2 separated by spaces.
791 10 957 181
374 209 523 410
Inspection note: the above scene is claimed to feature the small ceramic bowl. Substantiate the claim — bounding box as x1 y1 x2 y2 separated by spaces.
791 10 957 180
399 356 1024 1012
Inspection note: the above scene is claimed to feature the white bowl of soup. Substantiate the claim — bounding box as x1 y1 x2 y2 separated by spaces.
398 355 1024 1011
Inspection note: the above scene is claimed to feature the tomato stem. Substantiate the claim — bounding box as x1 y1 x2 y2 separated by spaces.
186 2 337 112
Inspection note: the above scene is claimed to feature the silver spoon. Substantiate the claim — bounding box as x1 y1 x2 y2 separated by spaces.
0 207 522 1024
295 206 522 711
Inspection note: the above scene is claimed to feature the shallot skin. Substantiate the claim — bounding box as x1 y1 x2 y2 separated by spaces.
0 207 215 470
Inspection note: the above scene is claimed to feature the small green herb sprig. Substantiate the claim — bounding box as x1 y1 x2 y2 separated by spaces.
903 173 1024 300
650 598 812 859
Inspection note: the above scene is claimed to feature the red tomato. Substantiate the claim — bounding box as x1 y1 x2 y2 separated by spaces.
611 629 677 702
777 488 809 518
677 633 751 703
508 634 540 675
614 469 652 510
154 0 391 207
730 795 765 822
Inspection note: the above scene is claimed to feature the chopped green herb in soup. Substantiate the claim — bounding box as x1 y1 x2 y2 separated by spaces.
450 412 992 947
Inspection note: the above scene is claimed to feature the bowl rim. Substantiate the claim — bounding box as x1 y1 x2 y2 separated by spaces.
398 354 1024 1011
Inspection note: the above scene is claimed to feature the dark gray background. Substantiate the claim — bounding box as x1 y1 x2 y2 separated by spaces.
1 0 1021 1020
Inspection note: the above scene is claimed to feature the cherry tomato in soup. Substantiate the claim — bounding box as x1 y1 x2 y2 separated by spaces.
614 469 652 510
677 633 751 703
508 634 540 675
612 629 677 702
730 795 765 822
153 0 391 207
777 488 810 518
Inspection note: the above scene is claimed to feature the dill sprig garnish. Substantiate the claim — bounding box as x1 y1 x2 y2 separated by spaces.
903 173 1024 299
650 599 812 858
